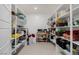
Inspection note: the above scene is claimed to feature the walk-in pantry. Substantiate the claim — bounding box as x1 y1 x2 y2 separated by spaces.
0 4 79 55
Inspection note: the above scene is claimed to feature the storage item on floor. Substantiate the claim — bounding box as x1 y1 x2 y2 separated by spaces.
37 29 48 42
29 34 36 45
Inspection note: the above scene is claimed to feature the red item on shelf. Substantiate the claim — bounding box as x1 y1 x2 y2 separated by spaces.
73 30 79 41
63 30 79 41
63 31 70 39
63 33 70 39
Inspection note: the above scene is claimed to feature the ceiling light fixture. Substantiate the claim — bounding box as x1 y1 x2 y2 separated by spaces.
34 7 38 10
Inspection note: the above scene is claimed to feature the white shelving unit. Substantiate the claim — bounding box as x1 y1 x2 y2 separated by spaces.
47 15 56 45
56 4 72 55
47 4 79 55
11 5 27 55
55 4 71 55
72 4 79 55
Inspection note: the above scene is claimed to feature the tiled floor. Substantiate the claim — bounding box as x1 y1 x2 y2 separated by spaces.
18 42 60 55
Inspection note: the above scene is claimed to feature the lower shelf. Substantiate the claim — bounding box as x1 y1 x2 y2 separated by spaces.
11 40 26 53
12 44 24 55
73 41 79 45
57 45 71 55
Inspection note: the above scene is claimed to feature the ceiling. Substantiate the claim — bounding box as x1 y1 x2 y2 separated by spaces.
16 4 60 15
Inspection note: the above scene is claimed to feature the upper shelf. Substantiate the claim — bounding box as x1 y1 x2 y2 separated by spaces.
57 5 79 18
73 25 79 28
56 36 70 42
72 4 79 10
57 5 70 18
72 5 79 17
58 11 70 18
57 4 70 12
11 33 24 39
56 26 70 29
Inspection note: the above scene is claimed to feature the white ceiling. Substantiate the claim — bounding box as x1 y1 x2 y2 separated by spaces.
16 4 59 15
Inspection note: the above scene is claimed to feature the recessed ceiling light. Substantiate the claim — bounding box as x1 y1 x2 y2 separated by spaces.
34 7 38 10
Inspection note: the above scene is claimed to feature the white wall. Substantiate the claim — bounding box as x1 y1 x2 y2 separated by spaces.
0 4 11 55
25 14 50 34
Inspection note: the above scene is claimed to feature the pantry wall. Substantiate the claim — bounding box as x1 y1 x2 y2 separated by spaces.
0 4 11 55
25 14 49 35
